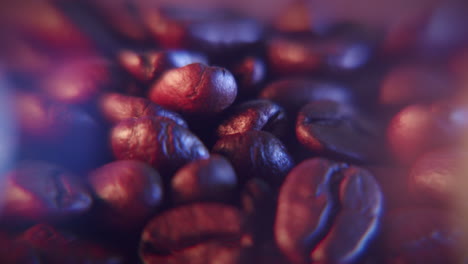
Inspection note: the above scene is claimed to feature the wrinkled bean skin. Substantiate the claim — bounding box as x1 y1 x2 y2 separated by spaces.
110 116 209 176
39 57 112 104
275 158 346 264
380 208 463 264
259 78 352 115
171 155 237 203
149 63 237 115
408 148 467 208
217 99 287 139
2 161 92 222
212 131 294 186
310 167 383 264
296 100 382 163
88 160 164 230
140 203 252 264
118 50 208 84
99 92 187 127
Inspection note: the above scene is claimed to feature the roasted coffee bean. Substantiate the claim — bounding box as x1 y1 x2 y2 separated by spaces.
110 116 209 176
99 92 187 127
171 155 237 203
296 100 382 163
212 131 294 186
88 160 164 230
140 203 252 264
267 33 372 75
149 63 237 115
118 49 207 84
276 158 383 264
379 64 455 108
259 78 352 115
39 57 112 104
217 99 287 139
13 91 106 170
309 166 383 264
230 56 266 97
2 161 92 222
408 148 467 208
380 208 463 264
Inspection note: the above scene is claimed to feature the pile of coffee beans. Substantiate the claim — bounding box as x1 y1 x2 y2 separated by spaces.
1 1 468 263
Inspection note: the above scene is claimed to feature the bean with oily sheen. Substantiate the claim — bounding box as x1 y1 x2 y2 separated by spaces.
88 160 164 230
98 92 187 127
217 99 288 139
140 203 252 264
1 161 92 222
110 116 209 177
149 63 237 115
259 78 352 115
212 131 294 186
296 100 383 163
171 155 237 203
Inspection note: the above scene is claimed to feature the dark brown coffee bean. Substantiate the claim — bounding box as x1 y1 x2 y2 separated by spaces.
217 99 287 139
140 203 251 264
379 64 455 108
296 100 382 163
149 63 237 115
310 166 383 264
212 131 294 186
88 160 164 230
275 158 345 264
408 148 467 208
39 57 112 104
2 161 92 221
267 33 372 76
118 50 207 84
110 116 209 176
171 155 237 203
230 56 266 97
98 92 187 127
259 78 352 115
380 208 463 264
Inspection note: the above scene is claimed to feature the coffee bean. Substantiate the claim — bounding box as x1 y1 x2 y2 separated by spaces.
2 161 92 222
110 116 209 176
230 56 266 98
88 160 164 230
149 63 237 115
99 92 187 127
212 131 294 186
171 155 237 203
217 99 287 139
259 78 352 116
296 100 382 163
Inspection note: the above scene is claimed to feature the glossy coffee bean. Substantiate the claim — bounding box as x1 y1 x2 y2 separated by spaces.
379 64 454 108
217 99 287 139
408 148 467 208
39 57 112 104
110 116 209 176
212 131 294 186
309 166 383 264
149 63 237 115
296 100 382 163
2 161 92 221
88 160 164 230
230 56 266 97
381 208 463 264
118 49 207 84
99 92 187 127
171 155 237 203
259 78 352 115
140 203 251 264
267 33 372 75
276 158 383 264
